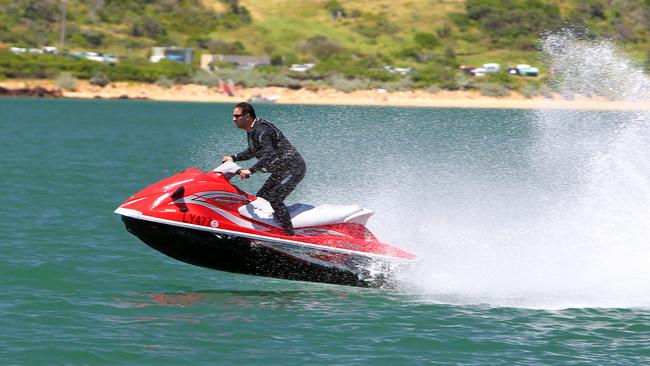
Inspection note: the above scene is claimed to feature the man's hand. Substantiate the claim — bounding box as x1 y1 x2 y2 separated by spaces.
239 169 252 179
222 156 234 163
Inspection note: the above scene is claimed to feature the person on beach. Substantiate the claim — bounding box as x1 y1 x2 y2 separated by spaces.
223 102 306 236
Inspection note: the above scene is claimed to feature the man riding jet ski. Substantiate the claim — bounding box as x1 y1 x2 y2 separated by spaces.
114 161 416 288
224 102 306 236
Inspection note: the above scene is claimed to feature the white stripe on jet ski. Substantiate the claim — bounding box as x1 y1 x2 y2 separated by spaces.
163 178 194 192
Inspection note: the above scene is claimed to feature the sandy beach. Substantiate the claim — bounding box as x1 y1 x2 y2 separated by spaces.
2 79 649 111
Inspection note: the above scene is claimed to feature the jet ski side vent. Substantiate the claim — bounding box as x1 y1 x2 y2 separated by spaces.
171 186 185 198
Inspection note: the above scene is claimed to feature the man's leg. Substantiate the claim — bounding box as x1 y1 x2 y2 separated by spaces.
256 165 305 235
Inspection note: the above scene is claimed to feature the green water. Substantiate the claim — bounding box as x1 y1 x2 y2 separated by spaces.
2 98 649 365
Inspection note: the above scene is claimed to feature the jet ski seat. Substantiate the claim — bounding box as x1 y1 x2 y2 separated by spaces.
238 198 374 229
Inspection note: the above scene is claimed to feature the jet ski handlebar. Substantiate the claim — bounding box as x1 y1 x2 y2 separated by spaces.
213 161 243 180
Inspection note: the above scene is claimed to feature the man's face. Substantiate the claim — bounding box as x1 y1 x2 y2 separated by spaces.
232 107 251 130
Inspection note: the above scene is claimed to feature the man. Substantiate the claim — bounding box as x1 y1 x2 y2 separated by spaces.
223 102 306 236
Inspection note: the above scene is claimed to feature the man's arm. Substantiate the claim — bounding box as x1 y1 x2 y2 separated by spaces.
249 130 278 173
232 148 254 161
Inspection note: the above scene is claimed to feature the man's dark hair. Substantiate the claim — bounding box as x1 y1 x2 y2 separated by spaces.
235 102 256 119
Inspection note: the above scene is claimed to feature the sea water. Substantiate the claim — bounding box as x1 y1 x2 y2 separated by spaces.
2 34 650 364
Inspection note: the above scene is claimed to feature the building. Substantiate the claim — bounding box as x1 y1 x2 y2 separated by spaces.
200 54 271 71
150 47 193 64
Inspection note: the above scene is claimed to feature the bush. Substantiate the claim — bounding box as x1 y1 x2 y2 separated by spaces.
414 32 441 49
326 75 371 92
191 71 220 87
55 73 79 91
302 79 327 90
478 82 510 97
155 76 175 88
263 73 300 88
455 74 475 90
425 84 442 93
412 63 457 87
131 16 167 38
380 78 415 92
465 0 561 42
83 31 105 47
325 0 346 17
297 36 344 60
520 84 539 99
90 72 110 87
206 40 246 54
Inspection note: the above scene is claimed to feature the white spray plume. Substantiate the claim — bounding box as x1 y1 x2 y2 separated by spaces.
391 31 650 309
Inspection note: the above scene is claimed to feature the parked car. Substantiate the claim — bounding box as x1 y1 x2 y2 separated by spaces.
9 47 27 53
103 54 118 63
289 63 315 72
84 52 104 62
472 67 487 77
508 64 539 77
384 66 413 75
68 51 118 63
482 63 500 73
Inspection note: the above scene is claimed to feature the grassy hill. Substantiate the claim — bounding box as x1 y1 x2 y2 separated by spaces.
2 0 650 93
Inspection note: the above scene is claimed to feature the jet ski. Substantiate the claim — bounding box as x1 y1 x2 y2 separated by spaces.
114 162 416 288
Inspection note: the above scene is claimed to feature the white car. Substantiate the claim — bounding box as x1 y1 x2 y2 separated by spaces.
103 54 118 63
289 63 315 72
482 63 500 73
85 52 105 62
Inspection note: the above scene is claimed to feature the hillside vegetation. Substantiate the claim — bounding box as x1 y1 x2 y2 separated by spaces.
2 0 650 94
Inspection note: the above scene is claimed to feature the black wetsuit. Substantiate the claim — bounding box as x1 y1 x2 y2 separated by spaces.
231 118 306 234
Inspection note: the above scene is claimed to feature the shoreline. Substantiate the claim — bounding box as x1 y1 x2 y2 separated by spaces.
2 79 649 111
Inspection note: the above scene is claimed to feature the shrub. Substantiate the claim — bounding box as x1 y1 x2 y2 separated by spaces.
155 76 175 88
380 78 415 92
412 64 457 86
271 54 284 66
325 0 346 17
206 40 246 54
450 12 470 28
414 32 441 49
191 71 220 87
131 16 167 38
90 72 110 87
425 84 442 93
478 82 510 97
55 73 79 91
520 84 539 99
455 74 475 90
297 36 344 60
326 75 371 92
263 73 300 88
83 31 105 47
437 25 453 38
465 0 561 42
302 79 327 90
231 70 266 87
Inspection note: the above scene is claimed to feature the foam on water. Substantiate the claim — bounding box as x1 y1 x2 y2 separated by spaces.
389 32 650 309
